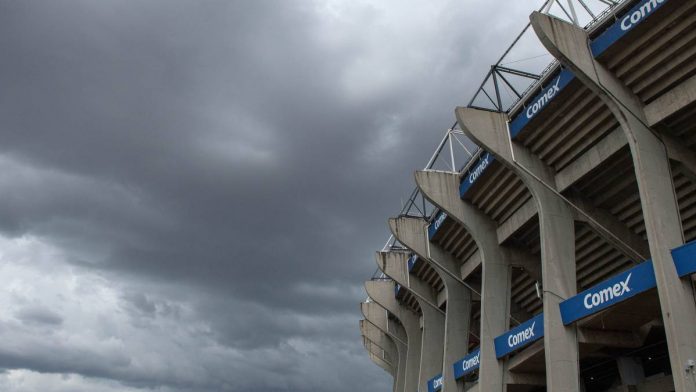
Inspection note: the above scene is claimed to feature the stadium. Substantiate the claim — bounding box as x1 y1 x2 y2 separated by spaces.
359 0 696 391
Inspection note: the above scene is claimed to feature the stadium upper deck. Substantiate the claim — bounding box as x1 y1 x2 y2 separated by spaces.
360 0 696 391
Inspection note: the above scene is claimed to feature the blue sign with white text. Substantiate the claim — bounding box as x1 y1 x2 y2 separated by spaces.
559 261 656 325
453 347 480 380
671 240 696 278
407 254 418 272
427 373 443 392
460 151 494 197
507 0 669 140
428 211 447 240
591 0 669 56
494 313 544 358
508 69 575 139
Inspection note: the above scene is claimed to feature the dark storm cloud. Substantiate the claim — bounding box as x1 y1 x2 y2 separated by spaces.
0 0 539 390
14 306 63 327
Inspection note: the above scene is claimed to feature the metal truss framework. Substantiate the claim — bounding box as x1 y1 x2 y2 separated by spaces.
469 0 623 113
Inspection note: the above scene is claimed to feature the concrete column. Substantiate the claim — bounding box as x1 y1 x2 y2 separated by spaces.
529 13 696 391
415 170 534 391
455 107 580 391
366 280 423 391
387 217 472 392
419 300 446 391
362 301 408 392
376 251 440 310
374 252 446 390
375 250 448 391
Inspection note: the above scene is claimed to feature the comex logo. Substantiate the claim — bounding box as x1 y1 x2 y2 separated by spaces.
432 376 443 389
433 213 447 232
583 273 632 309
468 155 490 184
508 321 536 348
621 0 664 31
526 76 561 119
462 351 480 372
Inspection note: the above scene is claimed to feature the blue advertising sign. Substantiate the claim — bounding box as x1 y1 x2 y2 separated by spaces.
407 254 418 272
591 0 669 56
453 347 481 380
559 261 656 325
459 151 494 198
428 211 448 240
494 313 544 358
508 0 669 140
508 68 575 139
427 374 443 392
671 240 696 278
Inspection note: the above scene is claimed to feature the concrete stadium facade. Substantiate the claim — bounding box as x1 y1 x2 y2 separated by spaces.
360 0 696 391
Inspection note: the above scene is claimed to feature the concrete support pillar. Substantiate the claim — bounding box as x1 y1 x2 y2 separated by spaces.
415 170 522 392
455 107 580 391
388 217 472 392
366 280 423 391
374 252 446 390
529 13 696 391
375 251 449 391
376 251 440 310
419 301 446 390
362 301 408 392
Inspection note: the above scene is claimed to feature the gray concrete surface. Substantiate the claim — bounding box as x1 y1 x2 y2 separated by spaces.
530 13 696 391
456 107 581 391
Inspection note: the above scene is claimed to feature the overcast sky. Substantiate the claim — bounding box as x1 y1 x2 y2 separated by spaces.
0 1 546 391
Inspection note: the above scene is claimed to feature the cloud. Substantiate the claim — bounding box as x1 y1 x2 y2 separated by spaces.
0 0 545 390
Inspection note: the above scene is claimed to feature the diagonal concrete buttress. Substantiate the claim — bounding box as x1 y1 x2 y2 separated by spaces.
366 280 422 391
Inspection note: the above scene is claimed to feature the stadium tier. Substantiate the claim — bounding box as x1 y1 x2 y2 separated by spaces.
360 0 696 391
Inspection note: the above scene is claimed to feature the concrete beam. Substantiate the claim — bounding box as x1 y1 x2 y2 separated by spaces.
662 134 696 181
460 249 482 280
644 73 696 126
365 280 422 392
555 127 626 192
577 329 641 349
531 13 696 391
496 197 537 245
566 193 650 260
507 340 545 373
506 372 546 387
456 107 580 391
